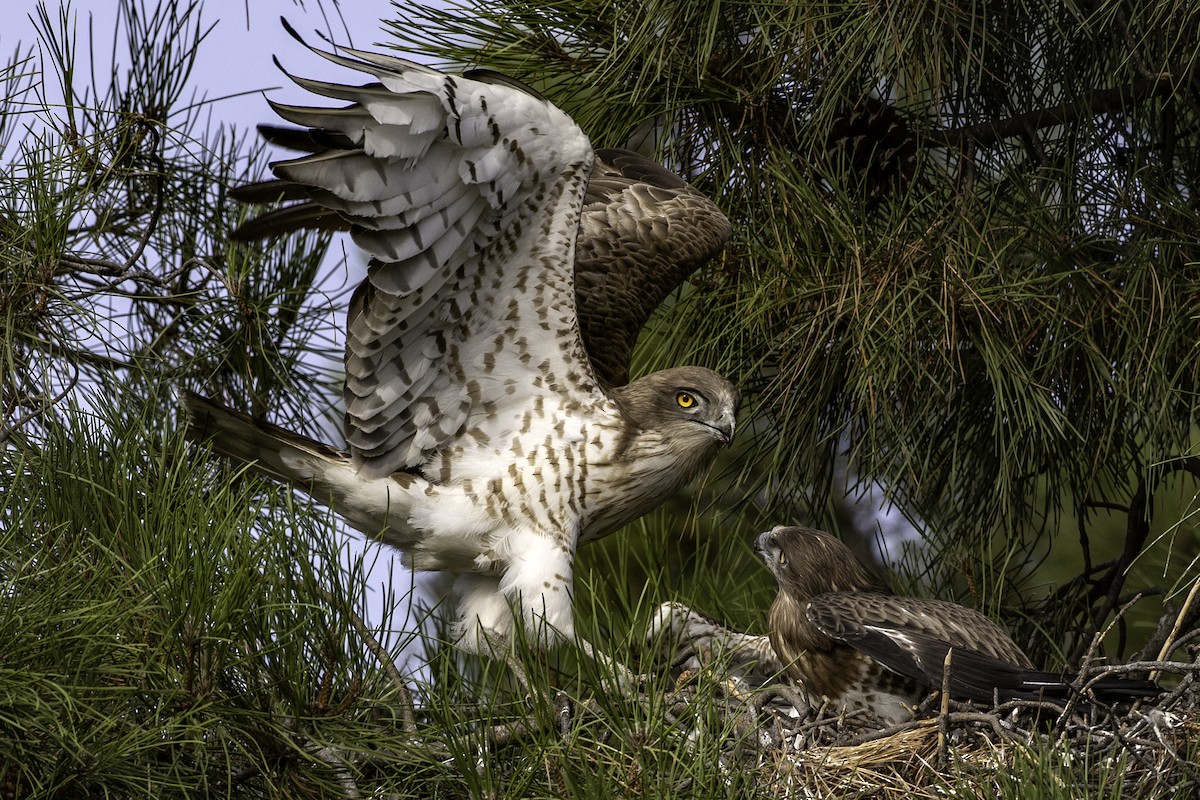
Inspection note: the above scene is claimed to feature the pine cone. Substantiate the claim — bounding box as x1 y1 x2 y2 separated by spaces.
824 97 918 206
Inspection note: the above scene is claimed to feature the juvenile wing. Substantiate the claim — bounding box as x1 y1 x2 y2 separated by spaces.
805 592 1040 703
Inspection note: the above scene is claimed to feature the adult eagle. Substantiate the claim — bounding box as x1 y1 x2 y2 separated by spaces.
181 24 737 664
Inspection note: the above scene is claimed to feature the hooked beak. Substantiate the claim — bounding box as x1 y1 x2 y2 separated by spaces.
708 411 736 445
754 529 778 561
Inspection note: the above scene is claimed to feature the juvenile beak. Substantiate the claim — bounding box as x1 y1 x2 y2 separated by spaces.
754 530 777 560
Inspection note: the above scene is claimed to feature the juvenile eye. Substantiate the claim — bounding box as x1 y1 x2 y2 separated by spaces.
676 391 696 409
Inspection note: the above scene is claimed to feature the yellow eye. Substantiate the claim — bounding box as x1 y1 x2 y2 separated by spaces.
778 551 787 566
676 391 696 409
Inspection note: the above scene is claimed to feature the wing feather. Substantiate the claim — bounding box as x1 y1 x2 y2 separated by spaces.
807 592 1032 666
239 32 595 478
806 593 1161 703
574 149 730 388
806 592 1050 702
267 99 444 161
232 27 730 477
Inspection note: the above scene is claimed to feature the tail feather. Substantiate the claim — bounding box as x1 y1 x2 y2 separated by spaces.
179 389 422 551
178 389 344 492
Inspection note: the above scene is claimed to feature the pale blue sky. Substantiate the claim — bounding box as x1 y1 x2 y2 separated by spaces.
7 0 400 126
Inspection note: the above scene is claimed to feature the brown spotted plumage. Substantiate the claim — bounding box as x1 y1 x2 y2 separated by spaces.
181 24 737 660
756 526 1159 726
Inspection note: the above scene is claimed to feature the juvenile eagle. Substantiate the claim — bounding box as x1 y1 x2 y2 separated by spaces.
756 526 1159 725
182 26 737 661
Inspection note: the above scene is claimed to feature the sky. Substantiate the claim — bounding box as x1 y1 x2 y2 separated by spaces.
5 0 434 669
6 0 402 127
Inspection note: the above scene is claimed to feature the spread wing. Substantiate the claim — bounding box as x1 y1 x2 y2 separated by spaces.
231 25 730 478
235 25 597 479
575 149 730 388
806 591 1039 702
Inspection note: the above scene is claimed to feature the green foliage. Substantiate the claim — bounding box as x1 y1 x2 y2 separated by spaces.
0 401 417 796
4 0 1200 796
386 0 1200 664
0 1 400 794
0 0 341 442
991 744 1132 800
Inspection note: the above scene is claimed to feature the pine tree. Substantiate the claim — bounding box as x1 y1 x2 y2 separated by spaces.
384 0 1200 661
4 0 1199 795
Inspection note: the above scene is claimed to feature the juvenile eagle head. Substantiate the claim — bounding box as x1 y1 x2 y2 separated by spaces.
755 525 888 601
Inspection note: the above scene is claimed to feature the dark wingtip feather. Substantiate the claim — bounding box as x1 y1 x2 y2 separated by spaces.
230 203 348 241
280 16 303 45
228 178 306 204
255 123 355 153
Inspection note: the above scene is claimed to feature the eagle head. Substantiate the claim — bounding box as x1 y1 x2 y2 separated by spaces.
755 526 889 603
615 366 738 449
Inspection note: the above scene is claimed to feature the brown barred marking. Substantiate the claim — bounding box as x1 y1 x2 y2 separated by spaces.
189 32 737 657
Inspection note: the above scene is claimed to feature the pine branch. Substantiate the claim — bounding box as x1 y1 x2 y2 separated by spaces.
924 68 1191 150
